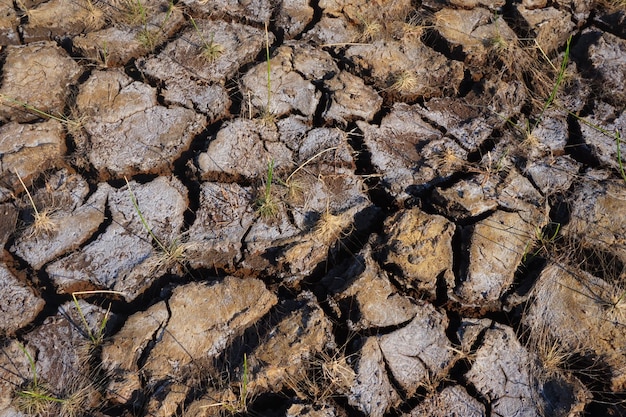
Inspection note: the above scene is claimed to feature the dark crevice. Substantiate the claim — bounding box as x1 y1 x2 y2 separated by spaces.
171 123 222 232
565 113 602 167
593 10 626 38
225 76 243 117
9 261 68 337
248 393 291 416
453 224 471 292
346 123 397 211
311 78 333 127
296 0 323 40
420 28 466 62
457 69 477 98
466 137 498 164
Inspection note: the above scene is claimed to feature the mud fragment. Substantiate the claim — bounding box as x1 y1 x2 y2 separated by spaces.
525 264 626 391
138 19 265 115
349 337 400 417
563 178 626 265
0 42 82 123
334 248 418 330
419 79 526 150
101 300 169 404
181 0 272 24
0 121 66 195
0 264 44 335
76 69 206 178
0 203 18 245
242 45 321 119
525 156 581 195
73 0 185 66
455 208 545 309
518 6 575 54
46 177 188 301
579 101 626 171
380 208 455 300
432 178 499 220
345 37 464 100
405 385 486 417
303 16 358 45
250 293 334 392
142 278 277 380
11 170 107 270
357 103 447 197
185 182 256 270
379 302 454 397
277 0 314 39
20 0 107 42
198 118 293 180
286 404 339 417
323 71 382 125
0 339 37 412
0 2 18 45
468 322 588 416
433 8 516 68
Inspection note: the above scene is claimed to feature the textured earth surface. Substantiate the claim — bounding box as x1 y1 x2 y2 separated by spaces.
0 0 625 416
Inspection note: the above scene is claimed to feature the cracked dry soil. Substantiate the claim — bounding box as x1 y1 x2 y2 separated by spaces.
0 0 625 416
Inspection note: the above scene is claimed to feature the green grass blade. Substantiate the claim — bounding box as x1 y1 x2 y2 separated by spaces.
125 177 169 254
533 36 572 130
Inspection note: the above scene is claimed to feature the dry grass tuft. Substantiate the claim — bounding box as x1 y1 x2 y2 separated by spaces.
390 70 419 94
355 16 383 42
285 349 356 403
14 171 59 239
313 209 354 245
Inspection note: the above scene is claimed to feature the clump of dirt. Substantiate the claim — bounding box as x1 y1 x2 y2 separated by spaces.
0 0 625 416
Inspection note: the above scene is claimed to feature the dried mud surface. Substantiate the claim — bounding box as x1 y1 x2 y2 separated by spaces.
0 0 625 416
